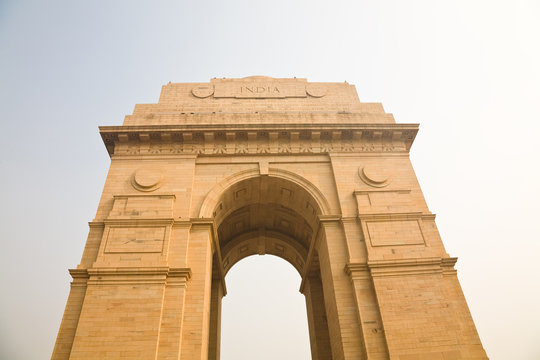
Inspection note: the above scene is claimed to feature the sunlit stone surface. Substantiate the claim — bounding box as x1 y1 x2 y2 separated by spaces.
52 77 487 360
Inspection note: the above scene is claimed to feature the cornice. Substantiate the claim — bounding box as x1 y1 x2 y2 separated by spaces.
344 263 369 275
87 267 170 276
369 257 449 277
100 123 419 132
113 193 176 199
69 269 90 279
72 267 193 286
90 219 220 228
345 257 459 279
358 212 435 222
189 218 216 227
317 214 342 223
99 123 418 157
103 218 175 226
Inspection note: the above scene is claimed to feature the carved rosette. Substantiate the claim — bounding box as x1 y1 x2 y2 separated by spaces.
131 167 165 192
191 85 214 98
358 164 391 188
305 84 327 98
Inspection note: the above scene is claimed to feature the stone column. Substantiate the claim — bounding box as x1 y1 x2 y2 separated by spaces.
317 216 366 359
207 273 224 360
50 270 88 360
345 264 389 360
180 220 214 360
303 274 332 360
68 268 169 359
157 268 191 360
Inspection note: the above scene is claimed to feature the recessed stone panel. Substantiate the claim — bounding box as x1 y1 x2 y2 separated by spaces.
367 220 425 247
109 195 175 219
104 226 166 253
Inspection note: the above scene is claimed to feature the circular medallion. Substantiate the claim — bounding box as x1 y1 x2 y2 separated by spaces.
131 167 165 192
306 84 327 98
191 85 214 98
358 165 391 188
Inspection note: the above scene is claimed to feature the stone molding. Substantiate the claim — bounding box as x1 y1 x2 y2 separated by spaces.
90 218 210 228
100 124 418 157
197 167 333 218
358 212 435 221
343 263 371 280
345 257 458 279
102 218 175 226
69 267 192 286
68 269 90 288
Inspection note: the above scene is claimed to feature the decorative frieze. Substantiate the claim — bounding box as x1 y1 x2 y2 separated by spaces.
100 124 418 157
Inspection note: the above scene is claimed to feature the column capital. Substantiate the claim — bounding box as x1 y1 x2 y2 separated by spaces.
189 218 216 228
318 214 342 223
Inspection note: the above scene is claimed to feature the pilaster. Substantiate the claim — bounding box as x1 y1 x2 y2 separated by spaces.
317 215 365 359
51 269 88 360
180 220 214 360
207 271 225 360
303 274 332 360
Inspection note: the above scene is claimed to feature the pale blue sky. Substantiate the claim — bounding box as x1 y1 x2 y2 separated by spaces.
1 1 539 359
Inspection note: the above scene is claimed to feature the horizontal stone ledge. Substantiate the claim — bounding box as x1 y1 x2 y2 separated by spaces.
345 257 459 278
368 257 446 268
100 123 418 132
358 212 436 221
344 263 369 275
102 218 175 226
123 112 398 126
69 267 192 279
99 124 418 157
89 218 214 228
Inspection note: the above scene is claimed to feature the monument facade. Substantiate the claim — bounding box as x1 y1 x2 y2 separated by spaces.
52 76 488 359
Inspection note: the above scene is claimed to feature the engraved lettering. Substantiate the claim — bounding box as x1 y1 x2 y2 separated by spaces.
239 85 281 96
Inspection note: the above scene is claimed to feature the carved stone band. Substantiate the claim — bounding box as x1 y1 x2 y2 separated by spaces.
101 125 418 157
192 83 327 99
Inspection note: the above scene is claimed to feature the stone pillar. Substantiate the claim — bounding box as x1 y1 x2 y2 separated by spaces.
157 268 191 360
345 264 389 360
303 274 332 360
52 224 104 359
317 216 366 359
441 268 488 359
156 223 193 359
180 220 214 360
207 274 224 360
51 270 88 360
68 268 169 359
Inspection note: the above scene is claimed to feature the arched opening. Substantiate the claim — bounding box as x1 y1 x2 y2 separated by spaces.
206 175 332 360
221 255 310 360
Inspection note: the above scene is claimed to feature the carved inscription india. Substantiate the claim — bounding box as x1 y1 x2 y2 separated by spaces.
192 80 327 99
240 85 280 95
212 82 307 99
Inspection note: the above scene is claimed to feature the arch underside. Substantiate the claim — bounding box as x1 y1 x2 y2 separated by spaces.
221 230 307 276
213 175 323 275
208 174 331 360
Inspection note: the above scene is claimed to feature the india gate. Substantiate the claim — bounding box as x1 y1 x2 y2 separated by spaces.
52 76 488 359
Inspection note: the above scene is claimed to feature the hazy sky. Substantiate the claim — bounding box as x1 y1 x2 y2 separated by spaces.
1 1 539 359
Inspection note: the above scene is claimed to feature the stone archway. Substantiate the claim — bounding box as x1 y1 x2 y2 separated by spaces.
205 175 332 360
219 254 310 359
52 77 488 360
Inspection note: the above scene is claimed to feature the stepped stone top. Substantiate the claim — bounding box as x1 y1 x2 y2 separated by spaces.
123 76 395 126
